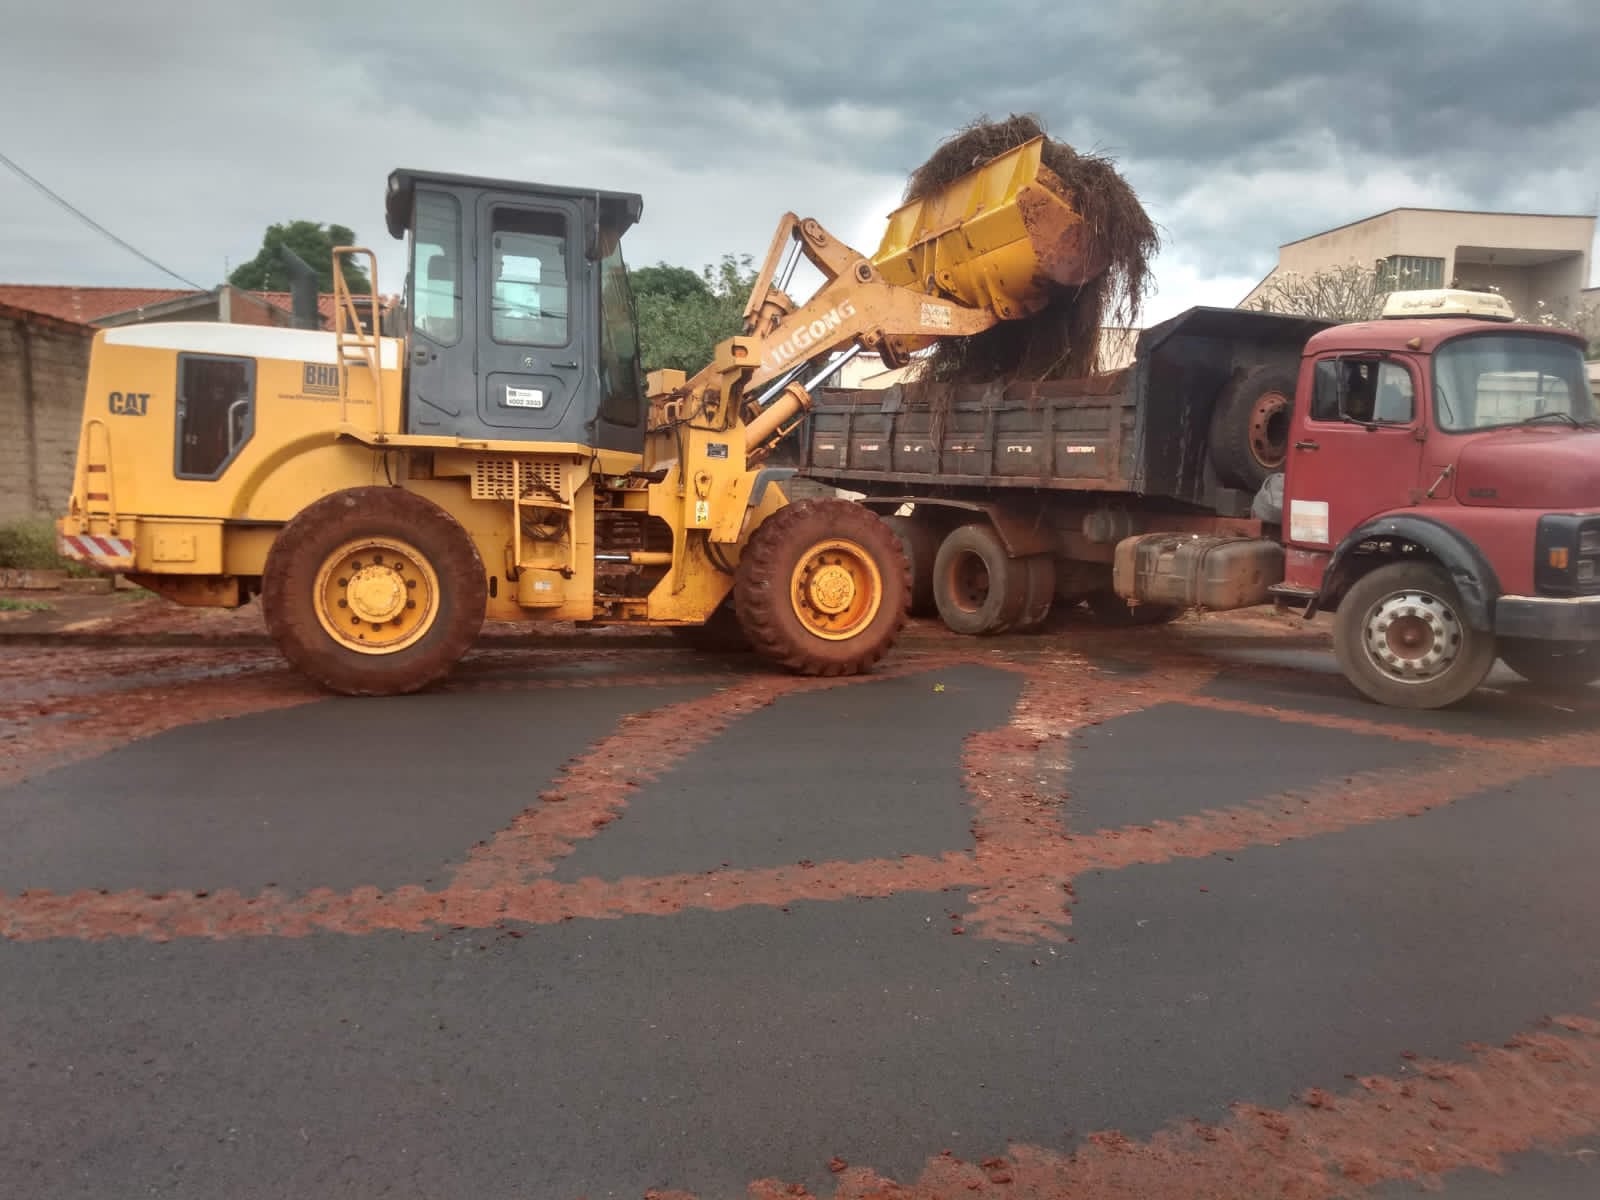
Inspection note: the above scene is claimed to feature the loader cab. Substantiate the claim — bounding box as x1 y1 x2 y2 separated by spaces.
384 169 647 453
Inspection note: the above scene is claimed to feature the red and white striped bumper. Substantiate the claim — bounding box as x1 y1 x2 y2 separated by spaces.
58 533 135 571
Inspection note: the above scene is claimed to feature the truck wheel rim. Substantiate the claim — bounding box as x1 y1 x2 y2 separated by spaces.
313 536 440 655
1362 589 1460 682
945 550 991 614
789 538 882 641
1250 390 1291 469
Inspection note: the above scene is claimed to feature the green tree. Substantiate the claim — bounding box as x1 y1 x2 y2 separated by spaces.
633 254 757 374
228 221 372 295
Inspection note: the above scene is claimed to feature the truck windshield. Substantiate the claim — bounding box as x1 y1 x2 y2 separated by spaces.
1433 333 1593 431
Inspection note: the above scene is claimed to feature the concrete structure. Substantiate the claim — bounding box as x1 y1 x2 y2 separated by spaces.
0 301 93 522
1242 208 1596 323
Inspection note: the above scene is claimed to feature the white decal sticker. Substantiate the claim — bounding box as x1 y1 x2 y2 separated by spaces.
920 302 953 329
506 386 545 409
694 500 710 525
1064 445 1097 455
1289 499 1330 544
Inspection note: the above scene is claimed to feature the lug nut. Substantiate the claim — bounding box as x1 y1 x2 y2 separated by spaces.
406 599 416 609
337 577 348 587
337 598 347 608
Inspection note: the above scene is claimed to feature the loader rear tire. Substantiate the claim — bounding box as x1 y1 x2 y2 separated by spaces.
262 486 487 696
733 499 909 677
931 523 1028 636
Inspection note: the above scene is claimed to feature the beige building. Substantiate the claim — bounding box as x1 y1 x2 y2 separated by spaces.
1242 208 1596 322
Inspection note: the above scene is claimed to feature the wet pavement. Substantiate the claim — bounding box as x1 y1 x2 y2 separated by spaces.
3 615 1599 1198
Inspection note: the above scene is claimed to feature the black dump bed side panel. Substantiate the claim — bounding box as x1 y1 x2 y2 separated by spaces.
792 307 1330 508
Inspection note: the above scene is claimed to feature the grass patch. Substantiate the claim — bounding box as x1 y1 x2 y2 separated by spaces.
0 518 95 575
0 597 52 613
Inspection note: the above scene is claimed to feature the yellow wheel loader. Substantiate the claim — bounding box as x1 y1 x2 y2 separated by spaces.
57 137 1110 695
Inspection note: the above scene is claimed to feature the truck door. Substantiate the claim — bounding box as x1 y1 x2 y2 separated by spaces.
1284 355 1425 551
474 193 592 443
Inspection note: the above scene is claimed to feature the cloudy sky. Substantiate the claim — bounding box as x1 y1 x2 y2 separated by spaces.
1 0 1595 323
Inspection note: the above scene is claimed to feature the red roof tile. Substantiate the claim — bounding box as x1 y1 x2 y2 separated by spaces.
0 285 199 326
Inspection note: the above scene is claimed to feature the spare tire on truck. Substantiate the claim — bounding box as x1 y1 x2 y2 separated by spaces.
1209 365 1299 492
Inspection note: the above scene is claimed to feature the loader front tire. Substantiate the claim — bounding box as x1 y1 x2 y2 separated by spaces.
733 499 909 677
263 487 487 696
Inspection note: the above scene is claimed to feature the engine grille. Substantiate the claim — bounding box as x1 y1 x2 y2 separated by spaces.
471 459 567 502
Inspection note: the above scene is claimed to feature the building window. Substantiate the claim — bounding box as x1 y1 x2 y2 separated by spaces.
490 208 570 347
176 354 254 480
1378 255 1444 292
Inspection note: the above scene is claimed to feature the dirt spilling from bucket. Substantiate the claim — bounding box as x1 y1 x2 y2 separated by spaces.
904 113 1158 384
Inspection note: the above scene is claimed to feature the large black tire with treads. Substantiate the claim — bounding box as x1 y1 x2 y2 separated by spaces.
1498 639 1600 690
733 499 909 677
931 523 1028 636
262 486 487 696
1333 561 1496 709
1209 364 1299 492
883 513 942 616
1013 555 1057 632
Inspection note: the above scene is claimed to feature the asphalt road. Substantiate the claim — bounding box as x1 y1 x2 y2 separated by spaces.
2 618 1599 1198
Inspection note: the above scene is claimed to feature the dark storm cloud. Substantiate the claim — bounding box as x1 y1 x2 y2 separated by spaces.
1 0 1594 312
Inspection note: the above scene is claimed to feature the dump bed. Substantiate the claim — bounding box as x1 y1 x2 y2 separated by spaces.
794 307 1330 511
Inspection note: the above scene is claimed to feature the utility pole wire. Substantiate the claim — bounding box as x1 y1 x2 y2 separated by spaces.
0 148 207 291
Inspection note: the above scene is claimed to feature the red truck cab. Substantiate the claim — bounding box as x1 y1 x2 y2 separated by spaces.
1275 289 1599 706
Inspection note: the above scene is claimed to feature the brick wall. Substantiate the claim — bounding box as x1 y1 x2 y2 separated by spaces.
0 312 92 521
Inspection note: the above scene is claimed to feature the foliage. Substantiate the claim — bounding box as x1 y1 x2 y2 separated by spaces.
228 221 372 295
0 597 52 613
632 254 758 375
0 518 69 570
1245 262 1398 322
1531 298 1600 360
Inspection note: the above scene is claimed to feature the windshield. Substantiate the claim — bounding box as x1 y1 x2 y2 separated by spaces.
1433 333 1593 432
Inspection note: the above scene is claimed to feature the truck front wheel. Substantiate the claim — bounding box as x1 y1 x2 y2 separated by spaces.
1498 640 1600 690
1333 562 1495 709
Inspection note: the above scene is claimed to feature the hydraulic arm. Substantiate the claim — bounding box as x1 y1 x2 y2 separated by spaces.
646 135 1113 459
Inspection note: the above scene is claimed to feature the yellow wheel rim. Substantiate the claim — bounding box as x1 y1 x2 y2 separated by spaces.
312 536 440 655
788 537 883 641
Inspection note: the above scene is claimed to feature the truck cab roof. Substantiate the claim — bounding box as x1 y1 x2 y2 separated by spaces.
1306 317 1589 356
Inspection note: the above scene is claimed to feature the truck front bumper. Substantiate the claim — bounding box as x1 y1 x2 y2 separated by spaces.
1495 594 1600 642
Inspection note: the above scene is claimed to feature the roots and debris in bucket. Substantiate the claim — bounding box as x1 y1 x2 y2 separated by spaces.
904 113 1159 384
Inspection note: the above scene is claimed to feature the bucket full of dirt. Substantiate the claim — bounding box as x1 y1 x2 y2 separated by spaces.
904 114 1158 384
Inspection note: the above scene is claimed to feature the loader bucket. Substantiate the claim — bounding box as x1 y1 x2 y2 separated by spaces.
871 136 1109 323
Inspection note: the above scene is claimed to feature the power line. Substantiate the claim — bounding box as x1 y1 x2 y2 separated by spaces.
0 149 207 290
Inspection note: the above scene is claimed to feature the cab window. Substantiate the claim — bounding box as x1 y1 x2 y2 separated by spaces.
490 208 569 347
410 190 461 345
1311 358 1414 425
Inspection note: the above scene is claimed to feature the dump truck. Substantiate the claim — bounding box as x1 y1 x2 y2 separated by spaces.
56 137 1113 694
795 290 1600 708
